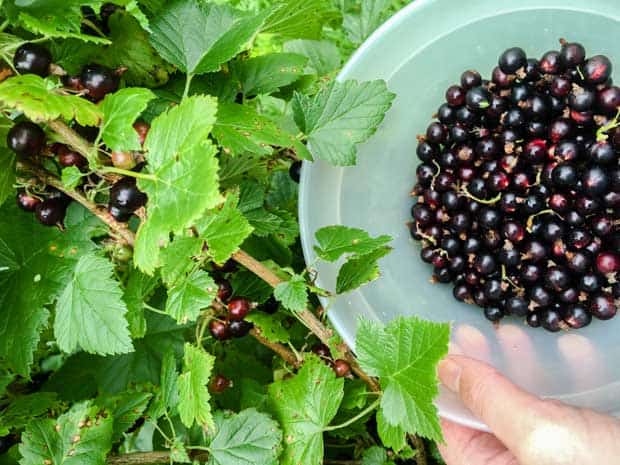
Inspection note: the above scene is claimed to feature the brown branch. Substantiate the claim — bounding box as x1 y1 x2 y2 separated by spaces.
410 434 428 465
19 161 136 246
47 119 96 162
106 451 209 465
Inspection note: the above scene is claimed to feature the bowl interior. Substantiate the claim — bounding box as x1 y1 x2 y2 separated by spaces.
299 0 620 430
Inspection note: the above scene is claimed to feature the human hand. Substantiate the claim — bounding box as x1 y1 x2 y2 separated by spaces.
437 355 620 465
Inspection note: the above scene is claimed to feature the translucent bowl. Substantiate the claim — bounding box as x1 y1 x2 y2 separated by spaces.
298 0 620 430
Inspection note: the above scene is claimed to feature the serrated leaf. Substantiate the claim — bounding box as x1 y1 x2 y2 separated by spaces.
47 203 107 258
376 410 406 453
268 356 344 465
213 103 295 157
17 9 110 44
238 180 266 213
98 392 152 442
0 75 102 126
283 39 341 75
232 53 307 96
149 351 178 419
135 95 221 274
356 317 450 442
246 312 289 344
343 0 392 46
0 392 59 434
262 0 338 39
19 401 113 465
165 270 216 324
55 253 133 356
243 208 282 236
207 409 282 465
273 274 307 312
314 225 392 262
265 171 297 212
336 246 391 294
61 166 82 190
123 269 159 339
150 0 267 75
100 88 155 151
97 313 186 394
160 236 203 287
0 203 72 375
178 344 215 430
171 441 191 463
361 446 395 465
231 270 273 304
292 80 395 166
101 12 172 88
198 193 253 264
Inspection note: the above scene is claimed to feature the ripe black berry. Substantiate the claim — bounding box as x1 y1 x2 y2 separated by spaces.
484 306 504 322
13 43 52 77
7 121 45 157
210 374 232 393
35 198 66 226
590 293 616 320
539 50 563 74
564 304 591 329
80 64 120 101
461 70 482 89
58 145 87 168
465 87 491 111
216 279 232 302
499 47 526 74
582 55 612 85
229 319 253 338
560 41 586 68
227 298 250 321
109 177 147 212
541 309 562 332
209 320 230 340
505 297 528 317
289 161 302 183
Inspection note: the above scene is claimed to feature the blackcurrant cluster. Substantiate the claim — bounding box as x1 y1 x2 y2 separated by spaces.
410 41 620 332
209 283 255 340
311 343 351 377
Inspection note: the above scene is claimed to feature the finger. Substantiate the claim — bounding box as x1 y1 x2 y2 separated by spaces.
438 419 518 465
438 355 545 454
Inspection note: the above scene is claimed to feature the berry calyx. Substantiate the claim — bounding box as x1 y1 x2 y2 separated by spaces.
7 121 45 157
13 43 52 77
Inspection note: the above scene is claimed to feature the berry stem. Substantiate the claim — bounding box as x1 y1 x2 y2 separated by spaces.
322 398 381 432
596 108 620 141
460 185 502 204
100 166 157 181
525 209 561 233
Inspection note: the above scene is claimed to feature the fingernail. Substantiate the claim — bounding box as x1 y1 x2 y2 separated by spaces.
438 358 461 393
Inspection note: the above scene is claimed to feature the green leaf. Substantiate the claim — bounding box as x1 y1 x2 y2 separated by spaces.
230 270 273 304
207 409 282 465
243 208 282 236
265 171 298 212
123 269 159 338
0 150 15 207
61 166 83 190
238 180 266 213
268 355 344 465
170 441 191 463
283 39 341 76
246 312 289 344
54 253 133 356
165 270 216 324
361 446 395 465
198 193 253 264
336 246 391 294
97 392 152 442
232 53 307 96
273 274 307 312
292 80 395 165
97 313 186 394
19 401 113 465
0 203 71 375
100 87 155 151
340 379 368 411
314 225 392 262
135 95 221 274
376 410 406 453
150 0 267 74
47 203 107 258
101 12 173 88
178 344 215 430
262 0 338 39
160 236 203 287
148 351 178 418
0 392 59 434
0 75 102 126
343 0 392 46
356 317 451 442
212 102 296 156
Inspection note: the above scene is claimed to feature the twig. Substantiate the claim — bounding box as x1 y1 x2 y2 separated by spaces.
410 434 428 465
47 120 97 163
250 328 301 368
19 161 136 245
106 451 209 465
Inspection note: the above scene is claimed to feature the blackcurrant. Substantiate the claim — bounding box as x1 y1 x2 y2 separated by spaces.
289 161 302 183
7 121 45 157
35 198 66 226
227 298 250 321
13 43 52 77
109 177 147 211
499 47 527 74
229 319 253 338
80 64 120 102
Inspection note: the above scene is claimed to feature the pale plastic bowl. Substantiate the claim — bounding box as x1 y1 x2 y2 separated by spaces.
299 0 620 430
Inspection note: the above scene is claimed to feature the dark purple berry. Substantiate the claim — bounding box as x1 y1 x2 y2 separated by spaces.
7 121 45 157
13 43 52 77
499 47 527 74
81 64 119 101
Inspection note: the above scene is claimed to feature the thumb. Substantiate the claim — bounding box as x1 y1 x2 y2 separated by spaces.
438 355 550 456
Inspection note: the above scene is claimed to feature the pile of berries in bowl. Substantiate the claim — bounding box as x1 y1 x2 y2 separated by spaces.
410 40 620 332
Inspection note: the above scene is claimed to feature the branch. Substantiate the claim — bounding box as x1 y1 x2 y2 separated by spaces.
47 120 96 162
107 451 209 465
19 161 136 245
